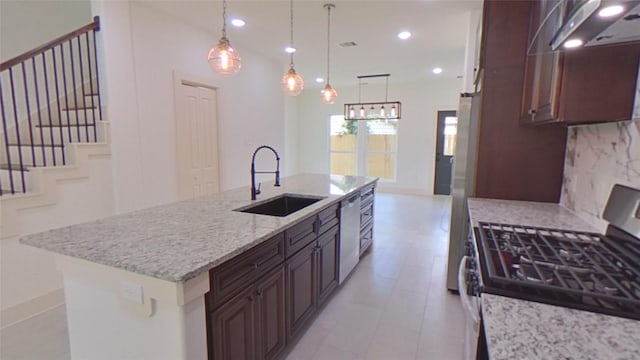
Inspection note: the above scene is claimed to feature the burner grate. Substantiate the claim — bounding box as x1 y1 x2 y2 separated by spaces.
476 222 640 318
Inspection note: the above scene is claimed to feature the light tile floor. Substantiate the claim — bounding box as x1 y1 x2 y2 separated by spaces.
0 193 464 360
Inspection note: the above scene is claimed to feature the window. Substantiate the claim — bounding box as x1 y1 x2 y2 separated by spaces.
330 115 398 180
443 115 458 156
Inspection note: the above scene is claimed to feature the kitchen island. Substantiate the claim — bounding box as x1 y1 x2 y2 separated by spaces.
468 198 640 360
21 174 377 360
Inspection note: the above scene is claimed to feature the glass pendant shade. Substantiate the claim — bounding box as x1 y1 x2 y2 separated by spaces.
321 84 338 104
380 105 386 117
208 37 242 76
281 67 304 96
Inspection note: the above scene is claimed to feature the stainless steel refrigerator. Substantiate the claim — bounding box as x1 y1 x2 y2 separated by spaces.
446 92 482 291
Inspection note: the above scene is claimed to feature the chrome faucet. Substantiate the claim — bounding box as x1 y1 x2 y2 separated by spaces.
251 145 281 200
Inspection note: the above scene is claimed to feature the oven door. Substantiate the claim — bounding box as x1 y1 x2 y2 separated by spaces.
458 255 481 360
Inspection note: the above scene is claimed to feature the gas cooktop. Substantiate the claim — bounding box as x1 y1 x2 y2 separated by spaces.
474 221 640 320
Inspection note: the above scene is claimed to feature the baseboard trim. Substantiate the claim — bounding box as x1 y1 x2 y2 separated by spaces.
0 288 65 329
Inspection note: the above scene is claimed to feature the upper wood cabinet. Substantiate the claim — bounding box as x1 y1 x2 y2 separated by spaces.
521 0 640 125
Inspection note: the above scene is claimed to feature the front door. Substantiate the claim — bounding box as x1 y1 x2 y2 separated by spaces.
433 110 457 195
175 83 220 200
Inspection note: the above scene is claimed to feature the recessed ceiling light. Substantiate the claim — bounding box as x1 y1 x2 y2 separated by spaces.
230 19 246 27
563 38 583 49
285 46 296 53
397 31 411 40
432 67 443 74
315 77 324 83
598 5 624 17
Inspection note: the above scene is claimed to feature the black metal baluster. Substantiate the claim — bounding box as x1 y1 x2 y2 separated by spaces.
77 36 89 142
8 68 26 193
52 47 67 165
32 58 47 166
68 39 81 142
60 44 72 143
92 28 103 121
21 62 37 166
42 51 58 166
0 83 16 194
85 32 97 141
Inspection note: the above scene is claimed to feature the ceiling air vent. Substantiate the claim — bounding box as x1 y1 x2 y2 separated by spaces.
339 41 358 48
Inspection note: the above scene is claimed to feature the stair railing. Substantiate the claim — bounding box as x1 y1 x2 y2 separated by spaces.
0 16 101 196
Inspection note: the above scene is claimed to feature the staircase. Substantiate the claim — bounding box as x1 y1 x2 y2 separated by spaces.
1 16 111 237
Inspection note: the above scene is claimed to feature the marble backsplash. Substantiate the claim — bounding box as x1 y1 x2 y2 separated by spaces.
560 85 640 232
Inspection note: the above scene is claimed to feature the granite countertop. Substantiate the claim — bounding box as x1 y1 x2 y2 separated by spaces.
468 198 640 360
21 174 377 283
482 294 640 360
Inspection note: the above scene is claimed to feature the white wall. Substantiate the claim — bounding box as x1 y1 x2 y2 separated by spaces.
0 0 91 61
297 79 461 195
93 1 286 212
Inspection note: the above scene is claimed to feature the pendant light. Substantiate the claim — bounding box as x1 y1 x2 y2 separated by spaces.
281 0 304 96
321 3 338 104
207 0 242 76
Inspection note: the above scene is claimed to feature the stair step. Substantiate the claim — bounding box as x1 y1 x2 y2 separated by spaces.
36 123 96 128
6 143 65 147
0 164 30 171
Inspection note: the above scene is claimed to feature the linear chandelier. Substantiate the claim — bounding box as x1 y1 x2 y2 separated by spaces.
344 74 401 120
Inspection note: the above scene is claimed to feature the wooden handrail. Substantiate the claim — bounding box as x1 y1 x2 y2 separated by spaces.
0 16 100 71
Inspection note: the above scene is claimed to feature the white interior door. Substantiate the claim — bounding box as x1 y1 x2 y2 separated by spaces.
175 83 220 200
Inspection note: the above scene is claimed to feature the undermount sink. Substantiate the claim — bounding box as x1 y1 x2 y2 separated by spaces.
235 194 325 217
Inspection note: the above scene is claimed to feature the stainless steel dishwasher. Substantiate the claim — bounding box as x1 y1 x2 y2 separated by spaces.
339 193 361 284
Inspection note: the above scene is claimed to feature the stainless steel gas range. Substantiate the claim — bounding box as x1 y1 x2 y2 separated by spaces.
460 184 640 359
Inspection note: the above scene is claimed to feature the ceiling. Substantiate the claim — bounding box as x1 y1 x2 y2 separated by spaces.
142 0 483 88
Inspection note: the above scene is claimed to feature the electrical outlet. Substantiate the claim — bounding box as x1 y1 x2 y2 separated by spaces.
121 282 144 304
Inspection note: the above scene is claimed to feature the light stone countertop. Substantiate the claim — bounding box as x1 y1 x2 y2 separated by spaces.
482 293 640 360
21 174 377 283
468 198 640 359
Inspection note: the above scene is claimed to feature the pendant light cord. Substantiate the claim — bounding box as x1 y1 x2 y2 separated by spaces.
326 4 332 84
289 0 294 68
221 0 228 38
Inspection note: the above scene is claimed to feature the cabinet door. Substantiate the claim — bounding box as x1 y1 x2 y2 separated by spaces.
210 286 257 360
521 0 564 124
317 225 340 306
255 266 286 360
285 241 317 342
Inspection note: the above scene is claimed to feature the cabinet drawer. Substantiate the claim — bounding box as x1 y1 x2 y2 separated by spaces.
317 203 339 236
360 221 373 255
209 233 285 309
285 216 317 257
360 184 375 205
360 200 374 229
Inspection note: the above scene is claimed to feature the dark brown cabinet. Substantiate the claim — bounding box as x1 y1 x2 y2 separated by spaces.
210 266 286 360
359 184 375 255
521 0 640 125
285 223 340 342
285 241 317 341
520 0 563 124
316 224 339 306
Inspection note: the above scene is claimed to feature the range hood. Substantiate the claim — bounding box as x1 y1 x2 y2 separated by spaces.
529 0 640 54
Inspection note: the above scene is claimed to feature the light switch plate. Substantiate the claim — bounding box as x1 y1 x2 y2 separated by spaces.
121 282 144 304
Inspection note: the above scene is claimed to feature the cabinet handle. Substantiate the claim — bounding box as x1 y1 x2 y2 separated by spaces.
250 263 259 270
528 109 536 115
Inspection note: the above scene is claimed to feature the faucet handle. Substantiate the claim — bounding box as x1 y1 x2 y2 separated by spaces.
256 182 261 195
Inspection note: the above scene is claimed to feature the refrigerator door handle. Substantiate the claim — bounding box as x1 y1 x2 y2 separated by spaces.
458 256 480 326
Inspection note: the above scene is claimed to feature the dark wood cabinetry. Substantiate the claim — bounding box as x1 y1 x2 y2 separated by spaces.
476 0 568 202
207 190 367 360
285 241 317 341
521 0 640 125
316 224 340 306
210 265 286 360
520 0 564 124
359 184 375 255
